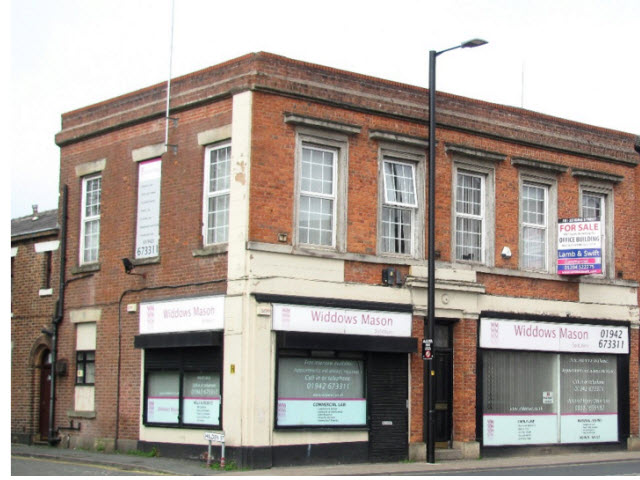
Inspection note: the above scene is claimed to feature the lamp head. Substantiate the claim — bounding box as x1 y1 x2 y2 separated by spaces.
461 38 488 49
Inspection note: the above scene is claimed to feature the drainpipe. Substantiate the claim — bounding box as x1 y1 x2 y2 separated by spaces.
49 185 68 445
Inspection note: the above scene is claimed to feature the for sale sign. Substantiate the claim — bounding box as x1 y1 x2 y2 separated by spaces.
557 218 602 275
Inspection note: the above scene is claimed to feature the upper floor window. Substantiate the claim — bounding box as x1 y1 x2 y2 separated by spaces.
455 171 485 262
449 146 503 267
203 143 231 245
511 158 564 273
292 128 349 253
581 190 608 276
298 145 337 247
521 183 549 271
43 250 53 289
582 192 604 221
375 141 426 259
135 158 162 259
80 175 101 264
381 159 417 254
285 115 358 253
572 168 621 279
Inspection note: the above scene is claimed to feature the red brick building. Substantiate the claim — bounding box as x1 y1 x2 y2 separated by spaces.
46 52 640 467
11 207 60 444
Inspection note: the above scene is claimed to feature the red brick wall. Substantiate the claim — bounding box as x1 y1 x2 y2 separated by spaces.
452 318 478 442
248 90 639 285
56 98 232 445
11 233 59 441
410 316 424 443
630 328 639 437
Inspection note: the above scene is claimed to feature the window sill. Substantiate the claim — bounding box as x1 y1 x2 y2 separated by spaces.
475 264 638 287
247 241 426 266
377 251 422 262
131 256 160 266
193 244 228 256
274 426 369 432
67 410 96 419
143 423 221 430
71 263 101 275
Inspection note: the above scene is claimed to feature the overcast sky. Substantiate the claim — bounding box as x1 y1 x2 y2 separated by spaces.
9 0 640 219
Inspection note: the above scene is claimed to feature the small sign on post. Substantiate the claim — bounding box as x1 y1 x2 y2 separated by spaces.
422 339 433 361
204 432 225 468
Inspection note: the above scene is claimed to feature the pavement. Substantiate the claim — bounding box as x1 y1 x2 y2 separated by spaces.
11 442 640 476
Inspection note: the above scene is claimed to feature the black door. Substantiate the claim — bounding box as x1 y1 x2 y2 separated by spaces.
39 350 51 440
367 352 408 462
434 324 453 446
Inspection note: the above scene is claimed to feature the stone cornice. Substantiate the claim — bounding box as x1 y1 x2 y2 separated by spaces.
56 52 639 167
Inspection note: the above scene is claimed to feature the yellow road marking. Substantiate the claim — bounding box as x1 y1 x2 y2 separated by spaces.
12 454 173 476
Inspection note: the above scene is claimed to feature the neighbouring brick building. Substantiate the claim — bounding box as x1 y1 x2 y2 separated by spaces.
11 207 60 444
42 52 640 467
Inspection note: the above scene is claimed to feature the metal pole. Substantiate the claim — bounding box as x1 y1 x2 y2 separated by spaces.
426 49 437 465
425 38 487 465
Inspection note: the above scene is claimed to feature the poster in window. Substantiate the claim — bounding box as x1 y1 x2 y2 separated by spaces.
559 354 618 443
135 159 161 259
182 373 221 426
277 358 366 427
147 371 179 424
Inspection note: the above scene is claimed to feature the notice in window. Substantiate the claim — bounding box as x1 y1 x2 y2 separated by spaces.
182 373 221 426
277 358 366 426
559 354 618 443
147 397 179 423
135 159 161 259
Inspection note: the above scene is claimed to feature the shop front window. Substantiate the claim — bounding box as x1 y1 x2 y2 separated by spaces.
147 371 180 424
276 354 366 428
182 372 221 426
144 347 221 428
482 350 618 446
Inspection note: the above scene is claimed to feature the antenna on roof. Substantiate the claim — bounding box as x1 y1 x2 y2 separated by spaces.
165 0 178 154
520 60 525 108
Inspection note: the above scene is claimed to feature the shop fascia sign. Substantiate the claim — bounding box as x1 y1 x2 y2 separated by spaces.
272 303 412 337
557 217 602 275
140 295 224 334
480 318 628 354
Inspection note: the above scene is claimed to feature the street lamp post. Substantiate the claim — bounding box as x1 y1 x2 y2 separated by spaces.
426 38 487 464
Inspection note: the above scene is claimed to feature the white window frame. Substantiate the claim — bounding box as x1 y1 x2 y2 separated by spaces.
579 184 613 278
518 169 558 273
202 142 231 246
382 159 418 208
298 144 338 247
520 182 549 272
512 161 561 274
79 174 101 265
451 155 497 267
293 129 348 252
377 145 425 258
454 169 486 264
